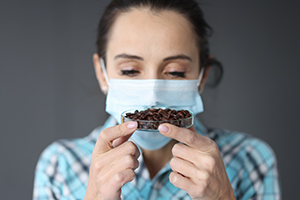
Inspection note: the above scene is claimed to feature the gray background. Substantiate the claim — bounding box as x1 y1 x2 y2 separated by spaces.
1 0 299 199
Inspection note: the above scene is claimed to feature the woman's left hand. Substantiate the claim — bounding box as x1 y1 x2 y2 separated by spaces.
158 124 236 200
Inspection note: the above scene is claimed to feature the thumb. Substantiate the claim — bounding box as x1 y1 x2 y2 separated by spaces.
93 121 138 154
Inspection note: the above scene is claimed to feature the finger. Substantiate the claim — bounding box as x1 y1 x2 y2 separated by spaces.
114 154 139 171
102 169 135 199
188 125 196 132
95 141 140 173
110 141 140 163
111 169 136 189
96 154 138 191
94 121 138 154
112 134 132 148
170 157 198 180
172 143 197 162
100 154 139 180
172 143 215 170
170 157 211 185
170 172 208 199
169 171 196 193
158 123 215 151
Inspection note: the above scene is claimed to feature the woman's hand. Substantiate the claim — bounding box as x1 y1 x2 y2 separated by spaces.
84 121 140 200
159 124 236 200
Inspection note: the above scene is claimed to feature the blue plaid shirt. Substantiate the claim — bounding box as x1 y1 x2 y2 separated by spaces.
33 117 281 199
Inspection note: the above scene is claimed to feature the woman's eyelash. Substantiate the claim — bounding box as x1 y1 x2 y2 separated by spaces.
120 70 185 78
121 69 139 76
168 71 185 78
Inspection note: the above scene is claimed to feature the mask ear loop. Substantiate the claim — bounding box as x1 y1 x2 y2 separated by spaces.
100 58 110 86
197 67 205 87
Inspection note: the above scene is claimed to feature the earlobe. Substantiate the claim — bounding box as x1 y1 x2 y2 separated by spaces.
93 53 108 94
198 63 212 94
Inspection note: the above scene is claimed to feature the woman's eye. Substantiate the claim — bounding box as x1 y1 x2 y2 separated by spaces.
120 69 140 77
168 71 185 78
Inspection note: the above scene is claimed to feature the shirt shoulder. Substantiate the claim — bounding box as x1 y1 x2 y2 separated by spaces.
207 128 276 166
206 128 280 199
38 126 101 166
33 126 102 199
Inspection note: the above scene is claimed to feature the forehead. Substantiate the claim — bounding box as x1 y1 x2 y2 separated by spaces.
106 8 199 59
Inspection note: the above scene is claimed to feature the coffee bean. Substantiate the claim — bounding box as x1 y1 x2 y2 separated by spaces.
153 115 159 121
161 117 169 121
124 108 192 130
147 116 154 120
148 111 155 116
177 111 184 118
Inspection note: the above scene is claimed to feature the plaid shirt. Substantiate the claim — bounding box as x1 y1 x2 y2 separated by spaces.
33 117 281 200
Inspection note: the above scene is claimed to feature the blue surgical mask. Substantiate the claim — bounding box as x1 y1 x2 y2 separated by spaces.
100 58 204 150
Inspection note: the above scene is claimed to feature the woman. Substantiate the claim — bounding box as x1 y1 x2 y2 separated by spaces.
33 0 280 199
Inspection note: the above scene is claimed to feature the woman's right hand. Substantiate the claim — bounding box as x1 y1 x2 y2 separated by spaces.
84 121 140 200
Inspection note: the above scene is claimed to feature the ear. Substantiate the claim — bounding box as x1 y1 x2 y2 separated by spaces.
198 55 212 94
93 53 108 94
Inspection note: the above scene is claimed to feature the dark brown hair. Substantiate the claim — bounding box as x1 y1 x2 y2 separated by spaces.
96 0 223 86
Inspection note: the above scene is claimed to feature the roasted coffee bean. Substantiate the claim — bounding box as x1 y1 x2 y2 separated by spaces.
126 113 133 117
148 111 155 116
153 115 159 121
161 117 168 121
158 109 164 114
140 114 146 120
177 111 184 118
147 116 153 120
183 110 188 115
124 108 192 130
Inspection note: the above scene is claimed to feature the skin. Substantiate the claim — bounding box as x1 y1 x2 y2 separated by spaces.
86 7 236 200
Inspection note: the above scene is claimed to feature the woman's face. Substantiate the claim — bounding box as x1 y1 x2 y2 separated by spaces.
95 8 204 91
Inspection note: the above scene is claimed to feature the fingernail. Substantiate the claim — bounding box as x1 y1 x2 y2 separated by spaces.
127 121 137 129
158 124 169 133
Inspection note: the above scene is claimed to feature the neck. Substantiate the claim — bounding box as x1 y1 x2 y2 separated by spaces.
142 139 177 179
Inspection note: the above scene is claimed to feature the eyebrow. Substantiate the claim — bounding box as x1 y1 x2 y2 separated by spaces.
114 53 192 62
163 54 192 62
114 54 143 60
